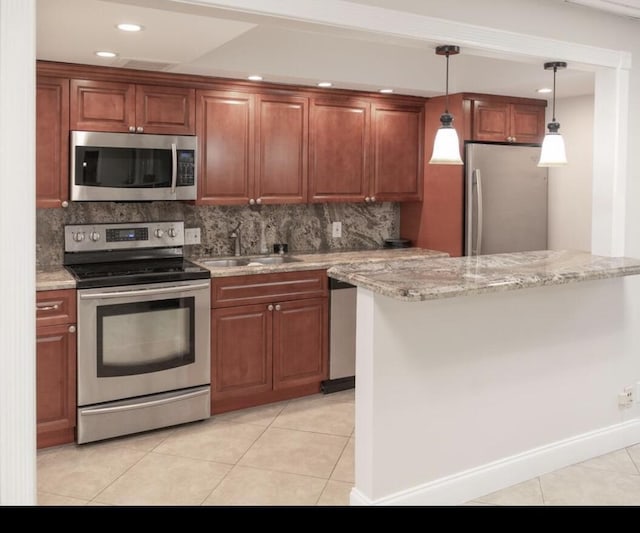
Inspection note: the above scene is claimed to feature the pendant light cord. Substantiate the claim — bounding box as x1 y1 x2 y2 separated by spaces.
552 65 557 122
445 51 450 114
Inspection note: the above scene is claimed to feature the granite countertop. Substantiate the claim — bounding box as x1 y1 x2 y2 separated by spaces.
191 247 449 277
35 248 449 290
36 268 76 291
326 249 640 302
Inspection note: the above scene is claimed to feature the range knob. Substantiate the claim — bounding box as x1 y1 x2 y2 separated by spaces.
73 232 85 242
168 228 177 238
154 228 164 238
89 231 101 242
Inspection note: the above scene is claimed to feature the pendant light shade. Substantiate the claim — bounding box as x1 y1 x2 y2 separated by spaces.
429 45 463 165
538 61 568 167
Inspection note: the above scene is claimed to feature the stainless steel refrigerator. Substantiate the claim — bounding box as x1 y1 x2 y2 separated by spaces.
464 142 548 256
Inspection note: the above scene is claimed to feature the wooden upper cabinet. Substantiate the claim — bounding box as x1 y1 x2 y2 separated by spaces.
197 90 255 205
309 97 370 203
255 95 308 204
70 79 195 134
371 102 424 202
36 76 70 209
510 104 546 144
71 79 135 132
471 98 546 143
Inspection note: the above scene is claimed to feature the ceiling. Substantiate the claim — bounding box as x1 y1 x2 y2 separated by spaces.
36 0 632 101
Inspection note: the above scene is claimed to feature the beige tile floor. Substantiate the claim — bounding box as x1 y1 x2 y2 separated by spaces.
37 388 640 506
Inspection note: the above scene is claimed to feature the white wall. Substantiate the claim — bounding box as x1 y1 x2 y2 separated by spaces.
547 95 594 252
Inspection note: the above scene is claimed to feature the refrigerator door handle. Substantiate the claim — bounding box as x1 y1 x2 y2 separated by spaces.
474 169 483 255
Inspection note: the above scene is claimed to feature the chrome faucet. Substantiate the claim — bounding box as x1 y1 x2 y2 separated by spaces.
229 222 242 256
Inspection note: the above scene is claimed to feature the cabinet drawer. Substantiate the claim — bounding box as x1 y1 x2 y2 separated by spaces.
212 270 327 308
36 289 76 327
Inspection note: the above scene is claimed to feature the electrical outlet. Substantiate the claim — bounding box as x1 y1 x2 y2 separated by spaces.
184 228 201 245
618 386 634 408
332 221 342 238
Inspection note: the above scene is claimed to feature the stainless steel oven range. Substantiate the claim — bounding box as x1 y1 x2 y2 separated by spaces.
64 221 211 444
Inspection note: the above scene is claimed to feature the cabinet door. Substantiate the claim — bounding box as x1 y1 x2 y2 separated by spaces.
36 77 69 208
472 100 510 142
36 323 76 449
197 90 255 205
273 298 328 390
371 102 423 202
255 95 308 204
136 85 196 135
510 104 546 144
211 304 273 403
309 98 370 203
70 79 136 132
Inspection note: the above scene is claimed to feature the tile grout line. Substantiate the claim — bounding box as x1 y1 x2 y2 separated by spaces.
625 447 640 475
537 476 547 505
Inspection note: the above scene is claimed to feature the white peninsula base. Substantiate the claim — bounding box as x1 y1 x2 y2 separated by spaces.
351 277 640 505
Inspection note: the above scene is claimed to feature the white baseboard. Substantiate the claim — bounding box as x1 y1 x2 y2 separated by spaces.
350 419 640 506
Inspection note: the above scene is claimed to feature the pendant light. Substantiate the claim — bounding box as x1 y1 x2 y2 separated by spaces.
538 61 568 167
429 45 463 165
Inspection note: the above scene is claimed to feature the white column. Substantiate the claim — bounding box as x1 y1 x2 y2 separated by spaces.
0 0 36 505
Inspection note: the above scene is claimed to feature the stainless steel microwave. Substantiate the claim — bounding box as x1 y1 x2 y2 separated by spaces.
70 131 197 202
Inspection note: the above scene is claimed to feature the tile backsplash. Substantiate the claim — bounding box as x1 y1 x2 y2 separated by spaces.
37 202 399 269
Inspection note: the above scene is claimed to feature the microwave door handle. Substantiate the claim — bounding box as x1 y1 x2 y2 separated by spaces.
171 143 178 194
79 282 211 300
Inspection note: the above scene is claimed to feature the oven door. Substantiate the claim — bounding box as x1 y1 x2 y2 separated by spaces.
70 131 197 202
77 279 210 406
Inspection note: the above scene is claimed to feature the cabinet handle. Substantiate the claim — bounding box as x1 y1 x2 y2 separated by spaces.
129 126 135 133
61 200 69 208
275 304 281 311
256 198 262 205
249 198 256 205
68 325 76 333
36 303 59 311
136 126 144 133
268 304 274 311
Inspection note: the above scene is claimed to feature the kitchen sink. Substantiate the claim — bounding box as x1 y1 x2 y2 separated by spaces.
247 256 302 265
202 256 302 267
202 258 250 267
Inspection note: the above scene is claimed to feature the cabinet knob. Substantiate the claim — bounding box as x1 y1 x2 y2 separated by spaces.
268 304 274 311
136 126 144 133
61 200 69 208
68 325 76 334
364 197 370 203
256 198 262 205
512 136 517 142
275 304 281 311
371 196 376 203
129 126 135 133
249 198 256 205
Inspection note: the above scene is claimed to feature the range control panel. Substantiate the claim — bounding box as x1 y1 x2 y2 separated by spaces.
64 221 184 252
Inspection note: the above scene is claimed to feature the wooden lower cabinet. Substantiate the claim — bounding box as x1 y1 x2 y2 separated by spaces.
36 289 77 449
210 271 328 413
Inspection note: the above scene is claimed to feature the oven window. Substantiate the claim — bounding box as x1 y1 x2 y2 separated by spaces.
97 297 195 377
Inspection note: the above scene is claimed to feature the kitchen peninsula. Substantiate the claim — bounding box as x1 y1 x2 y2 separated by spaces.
328 250 640 506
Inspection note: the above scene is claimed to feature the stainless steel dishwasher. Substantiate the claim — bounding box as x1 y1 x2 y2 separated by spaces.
321 278 356 394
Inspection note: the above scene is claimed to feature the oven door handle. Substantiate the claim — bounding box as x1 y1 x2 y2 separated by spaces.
80 388 210 416
79 282 210 300
171 143 178 194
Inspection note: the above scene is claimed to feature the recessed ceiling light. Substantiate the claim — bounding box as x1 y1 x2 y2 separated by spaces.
247 75 263 81
379 88 394 94
317 82 333 88
95 51 117 58
117 23 143 32
537 88 553 94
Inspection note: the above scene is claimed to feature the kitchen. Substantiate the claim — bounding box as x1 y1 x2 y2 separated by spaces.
1 0 640 508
